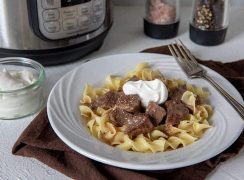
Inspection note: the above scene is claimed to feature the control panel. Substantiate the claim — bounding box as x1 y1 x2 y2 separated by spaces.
35 0 106 40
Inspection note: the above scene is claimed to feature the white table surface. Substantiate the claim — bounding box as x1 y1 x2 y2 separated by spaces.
1 6 244 180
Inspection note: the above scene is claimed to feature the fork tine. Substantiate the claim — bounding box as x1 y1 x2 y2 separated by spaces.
174 40 196 69
168 44 190 73
168 44 181 65
168 44 174 56
175 41 188 60
171 43 184 61
178 39 199 66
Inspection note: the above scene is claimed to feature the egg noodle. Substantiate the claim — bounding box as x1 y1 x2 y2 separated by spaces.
79 63 212 153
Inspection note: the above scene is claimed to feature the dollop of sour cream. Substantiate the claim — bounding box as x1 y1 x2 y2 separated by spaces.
122 79 168 107
0 68 36 91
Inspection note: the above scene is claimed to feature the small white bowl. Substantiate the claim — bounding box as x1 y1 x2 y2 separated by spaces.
0 57 45 120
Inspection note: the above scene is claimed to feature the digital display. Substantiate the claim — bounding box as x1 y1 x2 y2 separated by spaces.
61 0 91 7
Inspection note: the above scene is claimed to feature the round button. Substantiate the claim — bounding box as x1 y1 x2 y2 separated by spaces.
44 21 60 33
42 0 61 9
63 19 78 31
61 7 77 19
79 4 90 15
43 9 59 21
93 11 103 23
78 16 90 30
93 0 103 12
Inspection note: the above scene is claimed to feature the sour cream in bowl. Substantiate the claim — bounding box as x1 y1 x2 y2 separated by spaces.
0 57 45 120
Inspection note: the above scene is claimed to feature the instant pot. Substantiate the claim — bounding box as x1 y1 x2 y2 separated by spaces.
0 0 113 65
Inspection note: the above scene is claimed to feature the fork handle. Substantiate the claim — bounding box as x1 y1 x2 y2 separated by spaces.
203 74 244 119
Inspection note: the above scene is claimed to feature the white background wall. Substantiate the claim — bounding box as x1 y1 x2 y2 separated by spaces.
113 0 243 6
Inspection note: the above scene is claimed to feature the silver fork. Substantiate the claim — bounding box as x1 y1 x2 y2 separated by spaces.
168 40 244 120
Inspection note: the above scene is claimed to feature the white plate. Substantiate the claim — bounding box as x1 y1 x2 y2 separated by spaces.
47 53 244 170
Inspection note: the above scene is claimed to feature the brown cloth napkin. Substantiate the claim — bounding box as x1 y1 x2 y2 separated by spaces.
12 45 244 180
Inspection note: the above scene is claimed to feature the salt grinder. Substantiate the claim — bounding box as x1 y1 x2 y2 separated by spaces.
144 0 180 39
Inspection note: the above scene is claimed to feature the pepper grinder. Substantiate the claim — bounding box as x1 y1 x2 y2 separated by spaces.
190 0 230 46
144 0 180 39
